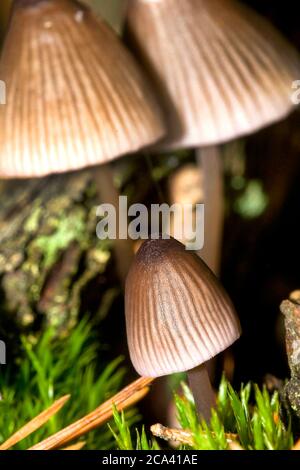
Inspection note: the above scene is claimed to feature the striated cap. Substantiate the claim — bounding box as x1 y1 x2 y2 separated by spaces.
127 0 300 150
125 237 241 377
0 0 165 177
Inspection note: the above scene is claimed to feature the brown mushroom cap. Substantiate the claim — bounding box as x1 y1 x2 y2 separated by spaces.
0 0 164 177
125 237 241 377
127 0 300 150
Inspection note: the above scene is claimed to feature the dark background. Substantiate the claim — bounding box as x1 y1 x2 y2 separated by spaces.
223 0 300 384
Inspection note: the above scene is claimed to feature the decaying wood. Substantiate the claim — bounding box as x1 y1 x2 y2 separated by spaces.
30 377 153 450
150 423 239 448
0 169 114 339
280 297 300 418
150 424 194 447
0 395 70 450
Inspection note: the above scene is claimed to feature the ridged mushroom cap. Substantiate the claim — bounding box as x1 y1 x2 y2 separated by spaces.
0 0 165 178
125 237 241 377
127 0 300 150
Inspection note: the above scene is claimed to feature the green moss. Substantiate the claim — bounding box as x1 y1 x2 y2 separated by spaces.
24 204 43 233
0 318 134 450
33 210 86 269
111 376 295 451
0 170 113 336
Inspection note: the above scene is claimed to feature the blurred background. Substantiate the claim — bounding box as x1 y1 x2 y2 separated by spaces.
0 0 300 420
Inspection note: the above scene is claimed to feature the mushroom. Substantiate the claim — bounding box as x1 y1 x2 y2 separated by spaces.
126 0 300 273
125 237 241 421
0 0 165 281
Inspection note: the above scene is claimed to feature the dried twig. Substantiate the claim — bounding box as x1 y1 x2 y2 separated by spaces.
30 377 153 450
151 424 194 446
150 423 240 449
0 395 70 450
280 299 300 418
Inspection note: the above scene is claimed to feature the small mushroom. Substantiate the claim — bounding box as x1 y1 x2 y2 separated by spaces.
0 0 165 281
0 0 164 176
126 0 300 273
125 237 241 421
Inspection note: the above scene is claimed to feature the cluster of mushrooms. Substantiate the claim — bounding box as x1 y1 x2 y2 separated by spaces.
0 0 299 421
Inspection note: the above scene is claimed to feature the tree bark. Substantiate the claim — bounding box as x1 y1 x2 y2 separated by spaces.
0 169 115 340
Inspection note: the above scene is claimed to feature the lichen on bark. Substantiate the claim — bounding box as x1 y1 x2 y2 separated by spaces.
0 169 114 340
281 297 300 418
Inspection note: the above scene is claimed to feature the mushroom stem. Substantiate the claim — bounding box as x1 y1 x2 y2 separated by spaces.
187 363 216 422
94 164 134 286
196 146 224 275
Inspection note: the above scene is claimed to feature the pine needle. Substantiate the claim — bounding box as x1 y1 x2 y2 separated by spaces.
0 395 70 450
62 441 86 450
30 377 153 450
